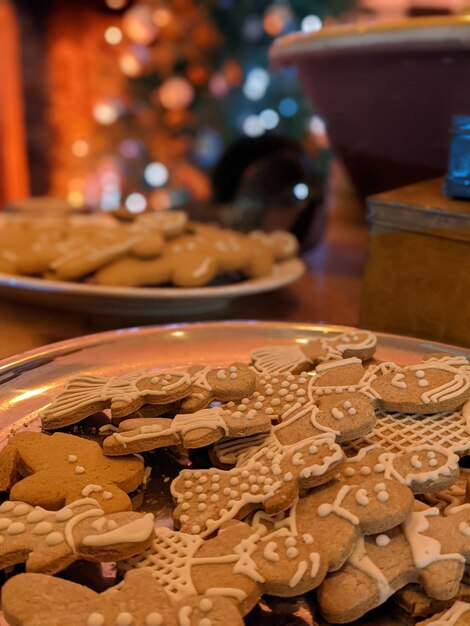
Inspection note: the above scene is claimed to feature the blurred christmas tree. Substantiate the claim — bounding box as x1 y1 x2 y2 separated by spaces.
76 0 352 211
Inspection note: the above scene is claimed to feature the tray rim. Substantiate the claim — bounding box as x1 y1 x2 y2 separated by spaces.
2 319 469 374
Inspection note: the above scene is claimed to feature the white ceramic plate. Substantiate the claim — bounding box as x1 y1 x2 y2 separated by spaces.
0 258 305 316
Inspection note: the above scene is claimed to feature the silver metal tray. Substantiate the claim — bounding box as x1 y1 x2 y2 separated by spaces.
1 321 469 625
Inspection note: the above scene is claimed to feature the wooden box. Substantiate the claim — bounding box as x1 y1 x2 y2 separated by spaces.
360 177 470 347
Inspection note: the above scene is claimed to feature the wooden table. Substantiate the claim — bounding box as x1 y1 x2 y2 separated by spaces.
0 214 368 360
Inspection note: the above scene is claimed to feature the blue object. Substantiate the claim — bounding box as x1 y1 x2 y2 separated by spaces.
444 115 470 198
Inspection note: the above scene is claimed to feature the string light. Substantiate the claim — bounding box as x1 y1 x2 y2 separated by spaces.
153 8 171 27
119 53 142 77
93 101 120 125
144 162 169 187
243 67 269 101
71 140 89 157
279 97 298 117
243 115 265 137
122 5 157 45
159 77 194 110
67 190 85 208
125 192 147 213
293 183 309 200
259 109 279 130
301 15 323 33
105 0 127 9
104 26 123 45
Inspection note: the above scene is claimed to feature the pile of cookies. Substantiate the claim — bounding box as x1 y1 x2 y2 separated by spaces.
0 210 299 287
1 330 470 626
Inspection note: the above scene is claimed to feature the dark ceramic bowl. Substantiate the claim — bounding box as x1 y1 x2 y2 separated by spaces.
270 16 470 198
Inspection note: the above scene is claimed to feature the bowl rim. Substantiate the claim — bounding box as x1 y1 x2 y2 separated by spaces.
270 14 470 58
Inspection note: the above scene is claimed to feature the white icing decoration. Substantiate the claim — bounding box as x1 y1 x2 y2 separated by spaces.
403 508 465 569
87 613 105 626
116 612 133 626
355 489 369 506
391 373 407 389
46 532 64 545
422 601 470 626
81 484 103 497
317 485 359 525
145 614 163 626
250 345 311 375
348 537 392 603
375 534 390 547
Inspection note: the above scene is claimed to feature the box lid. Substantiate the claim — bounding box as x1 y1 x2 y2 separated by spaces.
367 177 470 242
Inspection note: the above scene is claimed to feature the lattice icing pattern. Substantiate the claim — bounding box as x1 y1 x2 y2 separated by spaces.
345 401 470 456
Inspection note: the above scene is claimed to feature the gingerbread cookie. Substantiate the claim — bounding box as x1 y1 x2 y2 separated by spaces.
171 434 343 537
417 602 470 626
94 227 275 287
2 569 244 626
103 405 272 456
248 229 299 261
366 361 470 414
180 363 258 413
250 331 377 375
341 444 460 494
42 369 192 429
0 498 154 574
0 432 145 513
395 584 470 619
318 503 470 623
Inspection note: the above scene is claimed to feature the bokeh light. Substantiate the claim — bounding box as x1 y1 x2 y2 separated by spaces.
119 52 143 77
120 139 141 159
125 192 147 213
67 190 85 208
153 8 171 27
243 67 269 101
122 5 157 45
193 127 223 167
263 5 294 36
243 17 263 41
104 26 123 45
71 140 89 157
309 115 326 135
243 115 265 137
301 15 323 33
159 77 194 110
149 189 172 211
293 182 309 200
279 97 298 117
93 101 120 125
105 0 127 9
144 162 169 187
259 109 279 130
209 73 229 97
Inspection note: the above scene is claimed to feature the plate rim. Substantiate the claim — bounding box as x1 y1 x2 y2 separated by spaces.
0 258 305 301
1 320 469 374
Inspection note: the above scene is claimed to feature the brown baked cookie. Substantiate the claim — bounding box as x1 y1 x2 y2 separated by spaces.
250 331 377 375
2 569 244 626
0 498 154 574
416 602 470 626
0 432 144 513
41 369 193 429
367 361 470 414
171 434 343 537
102 405 272 456
94 227 275 287
180 363 258 413
318 503 470 623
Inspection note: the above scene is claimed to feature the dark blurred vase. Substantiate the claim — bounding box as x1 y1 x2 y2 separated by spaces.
209 135 326 251
179 136 326 251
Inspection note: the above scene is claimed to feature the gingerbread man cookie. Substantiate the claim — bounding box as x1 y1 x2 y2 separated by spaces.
0 432 145 513
171 434 343 537
94 228 275 287
102 405 272 456
250 330 377 375
318 503 470 623
2 569 244 626
417 601 470 625
42 369 193 429
0 498 154 574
